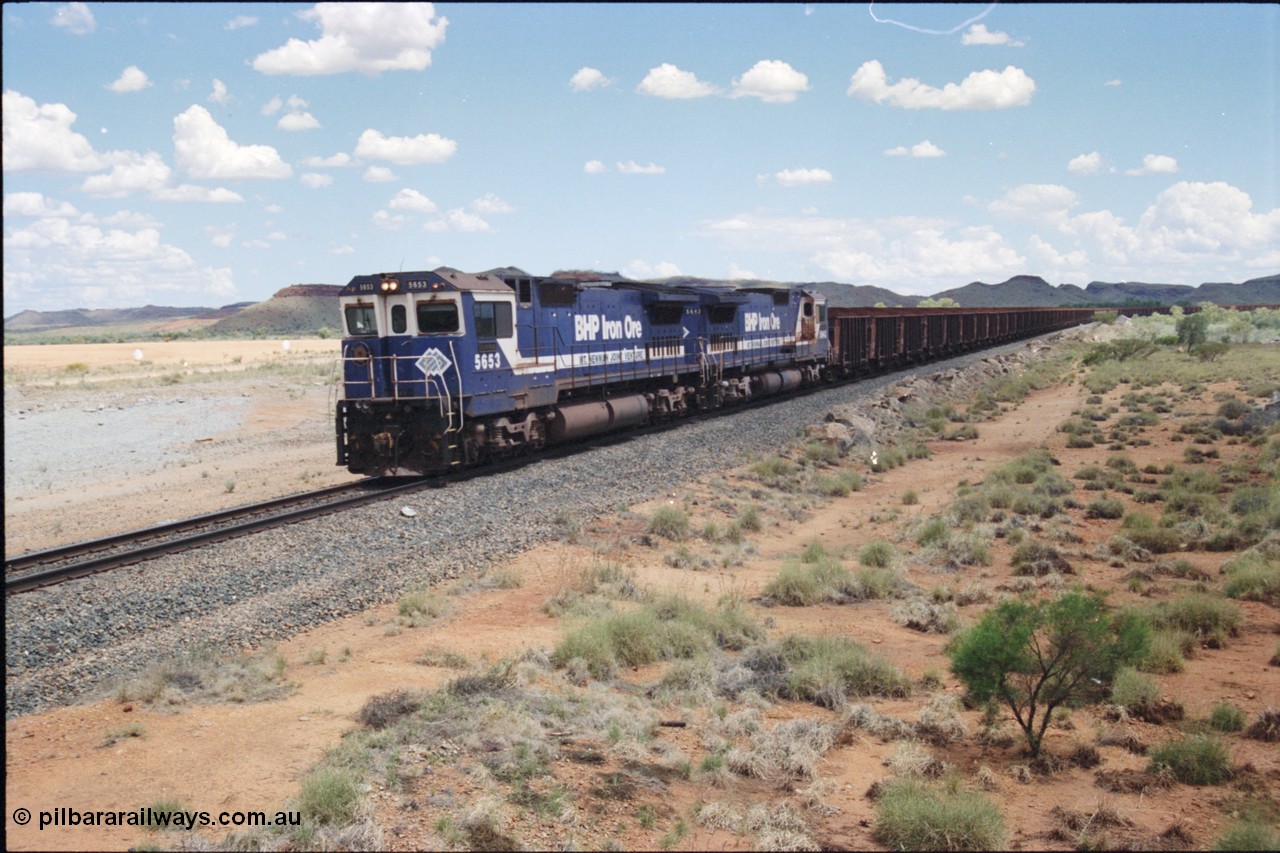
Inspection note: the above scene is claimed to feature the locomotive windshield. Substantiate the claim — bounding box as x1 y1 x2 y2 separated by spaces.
416 301 459 334
344 305 377 336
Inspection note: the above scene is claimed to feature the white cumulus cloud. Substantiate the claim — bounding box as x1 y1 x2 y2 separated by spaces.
695 210 1026 293
1126 154 1179 176
388 188 437 212
51 2 95 34
80 150 171 197
354 128 456 164
637 63 719 99
424 209 490 232
617 161 665 175
625 260 682 279
279 111 321 131
226 15 258 30
961 24 1025 46
252 2 449 76
172 105 292 180
885 141 946 158
1068 151 1103 175
151 185 243 203
848 60 1035 110
570 67 613 91
208 79 230 105
771 167 834 187
3 192 79 218
363 166 397 182
109 66 153 93
300 172 333 188
371 209 407 230
3 215 237 310
584 160 607 174
3 90 109 172
471 193 514 214
988 183 1080 223
301 152 352 167
731 60 809 103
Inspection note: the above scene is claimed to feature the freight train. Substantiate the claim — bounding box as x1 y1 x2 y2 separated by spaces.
336 266 1093 475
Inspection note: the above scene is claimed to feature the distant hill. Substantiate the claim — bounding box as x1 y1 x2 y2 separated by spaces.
3 285 341 342
793 282 915 308
930 275 1090 308
1080 274 1278 307
3 304 225 331
1081 281 1196 304
5 273 1276 342
206 285 341 336
1193 275 1280 305
926 274 1279 308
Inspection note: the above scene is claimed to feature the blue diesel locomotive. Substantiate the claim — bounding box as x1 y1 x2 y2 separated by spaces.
336 267 829 475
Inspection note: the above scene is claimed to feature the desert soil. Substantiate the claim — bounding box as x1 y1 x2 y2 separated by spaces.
4 338 1278 851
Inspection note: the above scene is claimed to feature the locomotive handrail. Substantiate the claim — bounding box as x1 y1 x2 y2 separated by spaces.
447 339 464 436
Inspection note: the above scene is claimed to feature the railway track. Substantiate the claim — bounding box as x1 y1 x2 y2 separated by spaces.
5 326 1080 598
3 478 432 595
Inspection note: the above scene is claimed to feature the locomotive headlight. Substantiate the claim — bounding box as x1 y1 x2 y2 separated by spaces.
380 282 389 292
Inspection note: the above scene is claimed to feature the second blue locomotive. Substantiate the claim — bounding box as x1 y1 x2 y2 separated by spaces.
337 267 829 475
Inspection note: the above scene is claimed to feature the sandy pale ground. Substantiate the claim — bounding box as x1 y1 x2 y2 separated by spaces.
4 342 1278 851
3 340 339 373
4 340 359 557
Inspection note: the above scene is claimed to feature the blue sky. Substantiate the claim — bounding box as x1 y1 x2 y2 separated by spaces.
3 2 1277 314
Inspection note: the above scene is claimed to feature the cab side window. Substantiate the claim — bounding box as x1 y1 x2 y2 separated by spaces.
473 301 513 338
416 302 459 334
344 305 377 336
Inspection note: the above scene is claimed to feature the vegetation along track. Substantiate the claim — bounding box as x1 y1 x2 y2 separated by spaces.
4 479 412 595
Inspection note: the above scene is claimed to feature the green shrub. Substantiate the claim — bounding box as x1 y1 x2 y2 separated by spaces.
1148 735 1232 785
859 540 896 569
1213 817 1280 851
1110 667 1160 711
1010 541 1068 576
763 560 839 607
742 634 911 706
873 779 1005 852
1222 553 1280 605
553 595 764 679
648 505 691 541
1207 703 1246 733
949 592 1147 757
297 767 362 826
916 517 949 547
1086 497 1126 520
751 455 798 480
763 557 900 606
1148 594 1242 647
812 471 865 496
802 440 840 465
1121 513 1181 553
1139 628 1192 674
738 505 763 532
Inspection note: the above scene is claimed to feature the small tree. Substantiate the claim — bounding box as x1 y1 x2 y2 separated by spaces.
1176 312 1209 352
949 591 1148 757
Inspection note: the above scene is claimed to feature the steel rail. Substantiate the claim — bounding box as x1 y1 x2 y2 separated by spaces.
3 478 429 595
